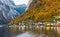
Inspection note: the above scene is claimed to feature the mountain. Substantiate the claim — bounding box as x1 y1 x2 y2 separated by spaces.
0 0 26 24
15 4 27 14
0 0 15 6
9 0 60 25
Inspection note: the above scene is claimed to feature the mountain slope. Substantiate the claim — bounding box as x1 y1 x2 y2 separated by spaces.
0 0 26 24
9 0 60 25
15 4 27 14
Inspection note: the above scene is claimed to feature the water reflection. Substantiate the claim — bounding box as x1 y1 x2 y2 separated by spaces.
9 25 59 37
0 25 12 37
0 25 60 37
15 31 56 37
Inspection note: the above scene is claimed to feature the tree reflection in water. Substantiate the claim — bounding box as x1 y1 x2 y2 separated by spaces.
9 26 59 37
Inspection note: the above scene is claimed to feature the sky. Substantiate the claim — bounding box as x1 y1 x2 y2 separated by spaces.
13 0 29 5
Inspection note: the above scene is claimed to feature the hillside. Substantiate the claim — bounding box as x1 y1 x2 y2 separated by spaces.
0 0 26 24
9 0 60 25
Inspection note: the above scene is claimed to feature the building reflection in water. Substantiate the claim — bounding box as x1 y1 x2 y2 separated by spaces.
9 22 60 37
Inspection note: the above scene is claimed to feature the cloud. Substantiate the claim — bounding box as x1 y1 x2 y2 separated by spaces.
13 0 29 5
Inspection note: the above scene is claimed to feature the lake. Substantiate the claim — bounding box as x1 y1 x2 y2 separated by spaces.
0 25 60 37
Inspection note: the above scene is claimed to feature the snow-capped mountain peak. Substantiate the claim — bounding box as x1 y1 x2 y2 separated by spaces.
0 0 15 6
0 0 26 24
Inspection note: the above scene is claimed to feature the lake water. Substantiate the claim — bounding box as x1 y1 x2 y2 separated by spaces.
0 25 60 37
